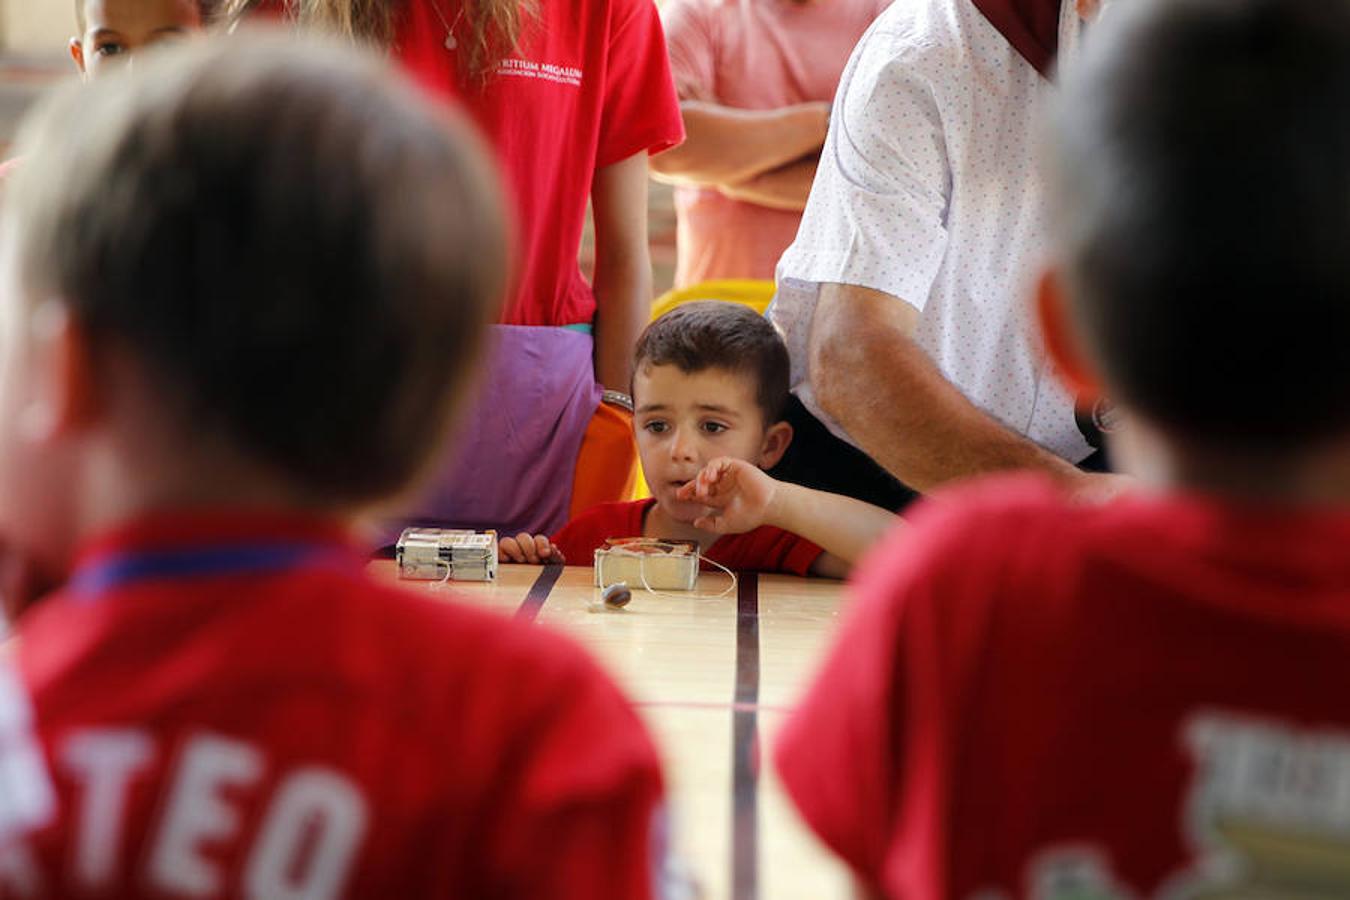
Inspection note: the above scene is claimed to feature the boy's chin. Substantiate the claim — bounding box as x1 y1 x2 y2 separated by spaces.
657 495 705 525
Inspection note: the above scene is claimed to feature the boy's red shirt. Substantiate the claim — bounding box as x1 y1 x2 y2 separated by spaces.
8 511 665 898
554 498 824 575
777 475 1350 898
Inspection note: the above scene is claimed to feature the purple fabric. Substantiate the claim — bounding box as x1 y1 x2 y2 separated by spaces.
387 325 601 541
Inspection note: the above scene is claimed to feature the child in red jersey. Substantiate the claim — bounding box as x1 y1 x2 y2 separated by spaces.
501 301 897 577
777 1 1350 898
0 35 666 899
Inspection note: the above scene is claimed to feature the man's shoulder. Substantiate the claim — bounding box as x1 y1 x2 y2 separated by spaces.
851 0 1010 80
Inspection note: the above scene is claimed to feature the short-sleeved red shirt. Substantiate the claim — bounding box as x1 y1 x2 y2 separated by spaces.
399 0 684 326
554 498 823 575
10 511 665 898
777 475 1350 898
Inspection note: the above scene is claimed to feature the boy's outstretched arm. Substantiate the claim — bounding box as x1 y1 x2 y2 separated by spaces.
499 533 566 565
676 458 899 577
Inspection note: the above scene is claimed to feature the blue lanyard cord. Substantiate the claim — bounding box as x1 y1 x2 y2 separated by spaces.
68 542 350 598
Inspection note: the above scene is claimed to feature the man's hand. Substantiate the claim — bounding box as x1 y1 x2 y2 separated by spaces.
675 457 777 534
499 534 566 565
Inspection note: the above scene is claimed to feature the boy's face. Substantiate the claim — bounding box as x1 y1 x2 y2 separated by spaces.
0 229 80 615
70 0 201 79
633 364 790 524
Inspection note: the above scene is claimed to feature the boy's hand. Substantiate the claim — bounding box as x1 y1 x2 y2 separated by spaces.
498 533 566 565
676 457 778 534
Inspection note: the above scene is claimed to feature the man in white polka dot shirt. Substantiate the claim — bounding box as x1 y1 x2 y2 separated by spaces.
767 0 1130 509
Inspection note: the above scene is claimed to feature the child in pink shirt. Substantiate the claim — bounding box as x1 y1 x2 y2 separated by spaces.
651 0 889 286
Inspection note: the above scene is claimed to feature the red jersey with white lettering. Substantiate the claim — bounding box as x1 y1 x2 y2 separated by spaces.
4 512 664 899
776 476 1350 899
554 498 823 575
0 661 55 849
399 0 684 327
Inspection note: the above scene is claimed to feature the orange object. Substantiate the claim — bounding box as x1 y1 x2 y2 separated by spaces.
569 399 639 519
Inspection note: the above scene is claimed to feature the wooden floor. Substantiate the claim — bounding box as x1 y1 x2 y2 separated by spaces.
373 562 855 900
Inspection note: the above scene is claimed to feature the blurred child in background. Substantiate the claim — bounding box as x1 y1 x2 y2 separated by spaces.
777 1 1350 896
0 34 667 898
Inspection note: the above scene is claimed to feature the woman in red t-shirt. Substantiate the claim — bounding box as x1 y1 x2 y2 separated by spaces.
226 0 684 537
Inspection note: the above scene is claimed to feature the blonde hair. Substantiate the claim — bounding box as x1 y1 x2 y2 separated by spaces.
220 0 537 78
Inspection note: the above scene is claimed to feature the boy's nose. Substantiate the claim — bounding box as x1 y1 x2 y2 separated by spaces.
669 428 698 461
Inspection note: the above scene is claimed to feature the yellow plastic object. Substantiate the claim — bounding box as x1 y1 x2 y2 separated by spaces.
649 278 776 321
633 279 778 499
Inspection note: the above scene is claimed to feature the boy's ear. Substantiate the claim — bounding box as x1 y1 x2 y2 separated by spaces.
69 39 87 76
757 420 793 470
24 302 99 443
1035 268 1104 403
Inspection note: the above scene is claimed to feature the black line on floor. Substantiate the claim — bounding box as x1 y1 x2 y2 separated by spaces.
514 564 563 622
731 571 760 900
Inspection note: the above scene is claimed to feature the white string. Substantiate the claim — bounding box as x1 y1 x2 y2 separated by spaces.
599 539 738 601
436 560 454 585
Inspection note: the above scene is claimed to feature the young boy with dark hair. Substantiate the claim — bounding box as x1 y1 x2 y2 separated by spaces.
0 35 667 898
70 0 204 79
777 0 1350 896
501 300 896 577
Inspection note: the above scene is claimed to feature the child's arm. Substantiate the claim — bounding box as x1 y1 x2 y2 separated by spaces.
676 457 899 577
590 153 652 391
499 533 566 565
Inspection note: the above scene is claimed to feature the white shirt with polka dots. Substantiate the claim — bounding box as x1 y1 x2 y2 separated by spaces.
768 0 1094 465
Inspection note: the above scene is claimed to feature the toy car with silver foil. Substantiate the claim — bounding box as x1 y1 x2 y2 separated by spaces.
396 528 498 581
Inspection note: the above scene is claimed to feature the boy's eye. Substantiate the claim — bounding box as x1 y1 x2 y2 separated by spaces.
700 421 728 434
643 420 669 434
94 43 126 57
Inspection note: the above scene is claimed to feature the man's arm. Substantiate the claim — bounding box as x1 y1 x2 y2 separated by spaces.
649 100 829 188
717 156 819 212
591 153 653 391
809 282 1097 493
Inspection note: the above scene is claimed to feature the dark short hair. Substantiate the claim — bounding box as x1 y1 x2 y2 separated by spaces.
634 301 790 423
5 34 506 508
1051 0 1350 448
